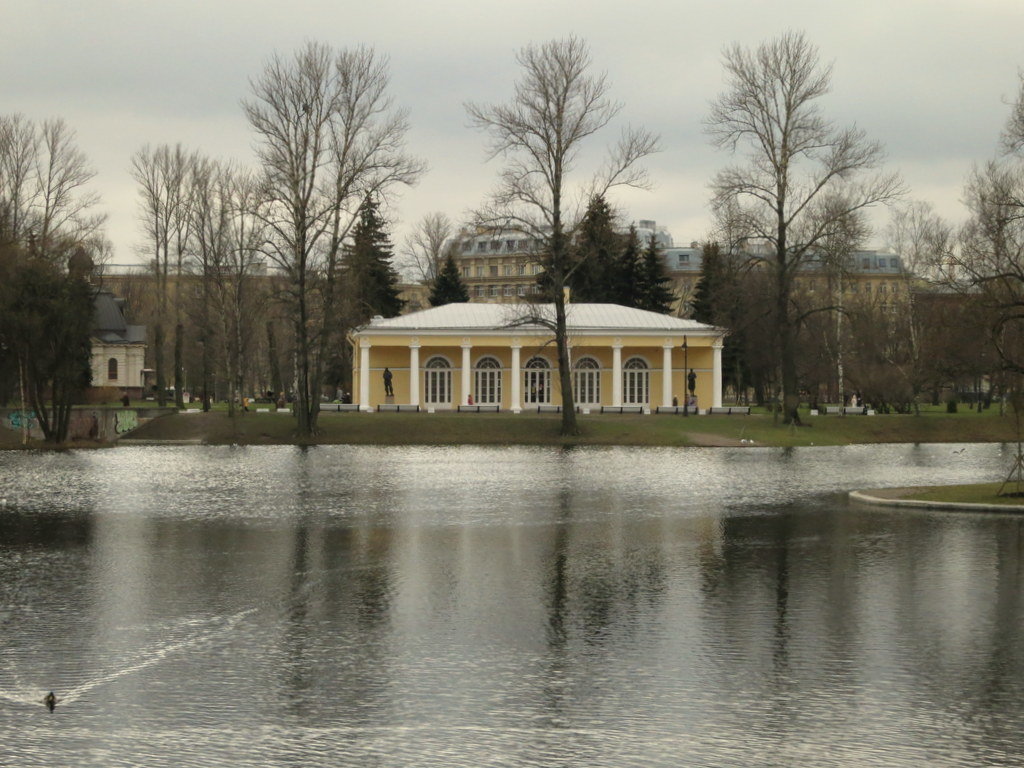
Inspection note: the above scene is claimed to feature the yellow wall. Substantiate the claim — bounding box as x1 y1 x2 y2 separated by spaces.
353 332 718 410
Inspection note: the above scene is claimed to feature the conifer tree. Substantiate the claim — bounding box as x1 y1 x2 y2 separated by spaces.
569 194 623 303
635 234 676 313
615 226 643 307
692 242 750 401
429 252 470 306
345 196 404 320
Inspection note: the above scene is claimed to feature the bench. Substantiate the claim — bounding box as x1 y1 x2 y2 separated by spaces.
377 403 420 413
655 406 703 415
600 405 645 414
536 405 562 413
320 403 361 412
709 406 751 415
457 404 501 413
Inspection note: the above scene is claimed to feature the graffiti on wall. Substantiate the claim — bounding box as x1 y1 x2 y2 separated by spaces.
3 410 39 436
114 410 138 434
2 408 141 441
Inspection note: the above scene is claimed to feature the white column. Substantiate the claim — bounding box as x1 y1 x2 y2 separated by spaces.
359 340 371 412
713 340 724 408
510 343 521 413
612 341 623 408
409 340 420 407
662 343 674 408
461 340 472 405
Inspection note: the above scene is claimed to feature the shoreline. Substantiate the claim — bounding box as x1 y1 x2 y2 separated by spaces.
850 486 1024 513
2 408 1019 451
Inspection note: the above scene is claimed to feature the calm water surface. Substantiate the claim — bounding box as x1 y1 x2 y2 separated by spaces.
1 443 1023 767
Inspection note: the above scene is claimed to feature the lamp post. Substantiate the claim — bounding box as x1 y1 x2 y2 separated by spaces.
682 335 688 417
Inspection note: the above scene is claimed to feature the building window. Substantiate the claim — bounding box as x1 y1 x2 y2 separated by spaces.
475 266 484 277
889 257 898 268
461 266 470 278
506 240 516 252
574 357 601 406
477 241 487 253
532 264 541 275
622 357 649 405
504 265 513 276
424 357 452 406
517 285 526 296
474 356 502 405
462 240 472 252
517 264 526 276
107 357 118 381
489 285 499 297
678 254 689 266
490 240 500 252
489 265 498 277
862 258 870 269
518 239 530 251
504 284 513 296
524 357 551 405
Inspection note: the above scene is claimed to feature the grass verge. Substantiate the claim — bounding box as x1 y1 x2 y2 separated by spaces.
107 408 1021 449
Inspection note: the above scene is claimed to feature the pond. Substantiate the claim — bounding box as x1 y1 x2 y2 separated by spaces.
1 443 1023 767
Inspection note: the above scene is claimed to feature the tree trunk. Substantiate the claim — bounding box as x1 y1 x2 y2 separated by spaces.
267 321 283 399
155 323 166 406
554 289 578 436
174 322 184 408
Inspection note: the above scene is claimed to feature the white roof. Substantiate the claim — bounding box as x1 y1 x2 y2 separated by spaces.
356 302 719 335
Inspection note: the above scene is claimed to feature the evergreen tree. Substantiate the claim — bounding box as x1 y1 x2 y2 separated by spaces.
635 234 676 313
692 241 751 402
429 252 470 306
345 196 404 321
569 194 623 303
615 226 643 307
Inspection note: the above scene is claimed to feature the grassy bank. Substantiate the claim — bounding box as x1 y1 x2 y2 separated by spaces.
98 406 1022 449
857 481 1024 508
909 482 1024 506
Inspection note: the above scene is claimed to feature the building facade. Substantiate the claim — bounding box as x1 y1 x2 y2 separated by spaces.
350 303 725 412
90 289 147 396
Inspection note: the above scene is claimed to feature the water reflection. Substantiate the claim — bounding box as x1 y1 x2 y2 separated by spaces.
1 443 1023 766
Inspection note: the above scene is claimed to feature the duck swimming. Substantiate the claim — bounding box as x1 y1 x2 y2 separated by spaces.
43 692 57 712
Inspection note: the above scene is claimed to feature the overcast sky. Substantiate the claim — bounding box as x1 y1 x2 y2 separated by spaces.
3 0 1022 264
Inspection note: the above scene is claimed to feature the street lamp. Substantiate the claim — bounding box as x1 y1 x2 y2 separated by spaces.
682 335 688 417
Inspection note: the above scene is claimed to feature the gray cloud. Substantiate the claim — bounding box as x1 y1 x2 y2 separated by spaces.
3 0 1021 262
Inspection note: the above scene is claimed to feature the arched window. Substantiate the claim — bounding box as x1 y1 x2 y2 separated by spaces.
524 357 550 405
424 356 452 406
573 357 601 406
474 356 502 405
107 357 119 381
622 357 649 405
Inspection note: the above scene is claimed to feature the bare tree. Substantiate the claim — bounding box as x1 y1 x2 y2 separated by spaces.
467 36 658 436
131 144 196 407
705 31 902 424
188 158 268 414
400 211 454 284
0 114 104 253
957 160 1024 372
886 200 955 283
244 42 422 436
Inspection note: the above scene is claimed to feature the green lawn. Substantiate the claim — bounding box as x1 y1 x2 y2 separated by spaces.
108 406 1021 449
900 481 1024 506
2 402 1019 450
